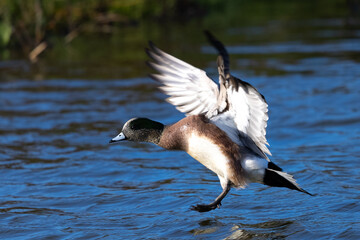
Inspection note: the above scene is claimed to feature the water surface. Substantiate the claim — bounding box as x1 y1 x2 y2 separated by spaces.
1 10 360 240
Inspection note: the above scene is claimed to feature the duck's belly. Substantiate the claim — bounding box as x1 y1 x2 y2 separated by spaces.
186 133 229 178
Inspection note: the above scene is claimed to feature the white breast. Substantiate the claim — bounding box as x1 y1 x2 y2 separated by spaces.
187 133 229 179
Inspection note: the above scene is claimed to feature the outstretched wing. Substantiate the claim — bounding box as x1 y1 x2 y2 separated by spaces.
204 31 271 158
146 35 271 159
146 42 220 116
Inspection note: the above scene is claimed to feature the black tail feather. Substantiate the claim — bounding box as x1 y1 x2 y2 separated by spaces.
268 162 283 171
264 169 313 196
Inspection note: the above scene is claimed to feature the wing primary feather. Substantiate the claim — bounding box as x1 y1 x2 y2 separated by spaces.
147 41 220 117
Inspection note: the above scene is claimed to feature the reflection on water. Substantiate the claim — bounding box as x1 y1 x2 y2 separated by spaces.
225 220 294 239
1 6 360 239
191 218 299 239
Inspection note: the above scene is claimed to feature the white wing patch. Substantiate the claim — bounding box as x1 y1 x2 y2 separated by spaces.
228 81 271 158
227 84 251 133
210 79 271 159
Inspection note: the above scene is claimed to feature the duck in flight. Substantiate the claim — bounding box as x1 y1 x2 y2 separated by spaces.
110 31 312 212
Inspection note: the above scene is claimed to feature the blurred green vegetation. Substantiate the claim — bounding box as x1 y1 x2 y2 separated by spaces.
0 0 218 49
0 0 357 62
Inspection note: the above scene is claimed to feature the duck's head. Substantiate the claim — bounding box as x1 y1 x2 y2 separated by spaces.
110 118 164 144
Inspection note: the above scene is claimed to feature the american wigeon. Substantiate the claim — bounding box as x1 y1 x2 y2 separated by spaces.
110 31 312 212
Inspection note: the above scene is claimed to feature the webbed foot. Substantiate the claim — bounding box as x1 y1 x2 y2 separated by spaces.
191 202 221 212
191 181 231 212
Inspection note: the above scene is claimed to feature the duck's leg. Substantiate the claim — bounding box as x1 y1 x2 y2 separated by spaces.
191 182 231 212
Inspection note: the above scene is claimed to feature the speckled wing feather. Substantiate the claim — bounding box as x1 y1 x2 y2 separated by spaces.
146 42 219 116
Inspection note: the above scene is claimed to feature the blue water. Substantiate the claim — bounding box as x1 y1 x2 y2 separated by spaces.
1 18 360 239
